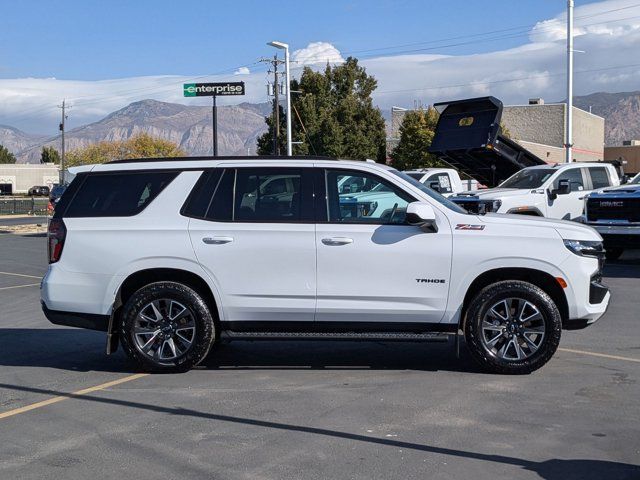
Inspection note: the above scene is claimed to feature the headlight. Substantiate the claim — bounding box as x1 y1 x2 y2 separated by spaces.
563 239 604 258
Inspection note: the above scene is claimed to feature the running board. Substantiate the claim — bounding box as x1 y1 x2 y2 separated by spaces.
221 331 452 342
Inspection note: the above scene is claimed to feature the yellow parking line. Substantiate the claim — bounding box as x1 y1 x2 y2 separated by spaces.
0 271 42 279
0 373 149 420
559 347 640 363
0 283 40 291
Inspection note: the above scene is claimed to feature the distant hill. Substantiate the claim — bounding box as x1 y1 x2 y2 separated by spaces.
0 125 46 156
11 99 271 163
573 91 640 146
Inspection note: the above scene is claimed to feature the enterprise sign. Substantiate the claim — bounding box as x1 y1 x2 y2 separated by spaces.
183 82 245 97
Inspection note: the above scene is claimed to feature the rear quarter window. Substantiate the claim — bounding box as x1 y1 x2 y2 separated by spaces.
63 171 178 217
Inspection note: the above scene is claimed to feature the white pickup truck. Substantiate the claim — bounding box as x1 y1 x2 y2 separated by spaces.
403 168 466 197
450 163 620 219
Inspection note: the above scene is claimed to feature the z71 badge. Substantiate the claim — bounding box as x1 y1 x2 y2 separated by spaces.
456 224 485 230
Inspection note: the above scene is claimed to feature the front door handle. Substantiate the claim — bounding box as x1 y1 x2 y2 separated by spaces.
322 237 353 246
203 236 233 245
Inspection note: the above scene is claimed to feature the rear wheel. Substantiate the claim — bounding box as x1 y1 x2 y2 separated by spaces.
464 281 562 374
120 281 215 372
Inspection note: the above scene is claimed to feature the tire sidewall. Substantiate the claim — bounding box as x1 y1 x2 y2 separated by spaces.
465 281 562 374
120 281 215 372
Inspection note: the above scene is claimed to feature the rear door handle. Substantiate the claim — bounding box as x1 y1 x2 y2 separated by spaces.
321 237 353 246
203 236 233 245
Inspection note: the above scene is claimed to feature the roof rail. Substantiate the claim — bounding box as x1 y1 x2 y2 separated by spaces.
107 155 338 165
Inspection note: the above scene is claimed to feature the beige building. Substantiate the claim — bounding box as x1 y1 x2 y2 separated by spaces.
502 100 605 164
0 164 60 194
387 99 606 165
604 140 640 175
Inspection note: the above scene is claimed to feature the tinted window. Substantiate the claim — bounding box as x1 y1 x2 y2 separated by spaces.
426 173 453 194
207 169 234 222
588 167 610 189
181 169 223 219
390 170 468 214
234 169 304 222
554 168 584 192
326 170 414 224
64 171 177 217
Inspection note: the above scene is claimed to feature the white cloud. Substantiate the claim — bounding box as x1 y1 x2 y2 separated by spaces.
234 66 250 75
1 0 640 134
292 41 345 65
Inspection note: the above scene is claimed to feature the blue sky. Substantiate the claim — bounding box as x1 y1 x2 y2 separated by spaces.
2 0 640 134
1 0 578 79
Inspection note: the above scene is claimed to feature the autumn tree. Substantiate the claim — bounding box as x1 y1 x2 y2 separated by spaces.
66 133 186 166
390 107 443 170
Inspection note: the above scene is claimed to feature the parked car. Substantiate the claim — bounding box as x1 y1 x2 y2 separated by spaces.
49 184 66 204
28 185 50 196
403 168 465 197
582 172 640 260
450 162 620 219
41 157 609 374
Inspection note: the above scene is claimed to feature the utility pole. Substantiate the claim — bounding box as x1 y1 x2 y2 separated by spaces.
212 94 218 156
260 55 285 155
58 100 70 184
268 41 292 156
565 0 574 164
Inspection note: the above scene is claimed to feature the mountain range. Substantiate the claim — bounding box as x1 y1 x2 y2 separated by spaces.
2 91 640 163
7 100 272 163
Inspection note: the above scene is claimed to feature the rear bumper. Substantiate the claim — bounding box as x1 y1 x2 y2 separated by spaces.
41 301 110 331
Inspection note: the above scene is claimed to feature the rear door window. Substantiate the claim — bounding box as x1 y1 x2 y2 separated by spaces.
64 171 177 217
588 167 610 189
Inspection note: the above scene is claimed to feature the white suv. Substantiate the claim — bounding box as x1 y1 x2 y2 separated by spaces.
451 163 620 219
41 157 610 374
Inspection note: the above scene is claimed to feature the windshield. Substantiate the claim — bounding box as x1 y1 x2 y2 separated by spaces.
630 173 640 185
499 168 555 189
391 170 467 214
405 172 426 181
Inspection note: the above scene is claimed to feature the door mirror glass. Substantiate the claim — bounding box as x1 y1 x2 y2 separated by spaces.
406 202 437 232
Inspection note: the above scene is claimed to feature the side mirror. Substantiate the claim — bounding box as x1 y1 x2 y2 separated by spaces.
406 202 438 232
429 181 441 193
550 178 570 199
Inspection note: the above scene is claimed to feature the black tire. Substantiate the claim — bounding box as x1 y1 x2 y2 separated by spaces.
605 247 623 261
464 280 562 375
120 281 216 372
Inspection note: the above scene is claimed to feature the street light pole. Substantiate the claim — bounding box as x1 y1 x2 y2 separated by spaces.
268 41 292 156
565 0 574 164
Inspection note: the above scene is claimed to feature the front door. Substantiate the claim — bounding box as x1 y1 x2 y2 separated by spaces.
189 167 316 323
547 167 588 221
315 168 452 325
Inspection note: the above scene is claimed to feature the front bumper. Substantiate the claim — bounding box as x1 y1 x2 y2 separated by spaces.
41 301 110 331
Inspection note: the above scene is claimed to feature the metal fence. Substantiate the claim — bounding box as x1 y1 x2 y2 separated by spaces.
0 197 50 215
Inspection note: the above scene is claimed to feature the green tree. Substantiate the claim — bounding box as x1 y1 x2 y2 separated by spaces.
0 144 16 164
257 57 387 161
390 107 443 170
256 105 287 155
40 146 60 164
65 133 186 167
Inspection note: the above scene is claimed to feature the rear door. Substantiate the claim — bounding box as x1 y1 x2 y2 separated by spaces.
187 167 316 324
315 167 452 325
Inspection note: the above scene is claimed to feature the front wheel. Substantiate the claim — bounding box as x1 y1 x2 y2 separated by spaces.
464 281 562 374
120 281 216 372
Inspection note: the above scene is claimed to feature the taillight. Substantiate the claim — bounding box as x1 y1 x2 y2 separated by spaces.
48 219 66 263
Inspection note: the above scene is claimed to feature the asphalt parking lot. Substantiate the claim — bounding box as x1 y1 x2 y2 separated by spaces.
0 232 638 480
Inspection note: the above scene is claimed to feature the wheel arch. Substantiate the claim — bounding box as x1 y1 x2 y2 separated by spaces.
460 267 569 329
115 268 222 325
